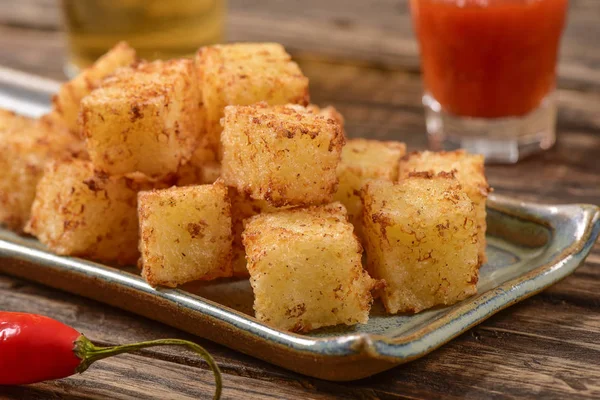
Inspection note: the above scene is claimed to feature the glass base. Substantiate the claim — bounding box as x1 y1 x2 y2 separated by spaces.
424 93 556 164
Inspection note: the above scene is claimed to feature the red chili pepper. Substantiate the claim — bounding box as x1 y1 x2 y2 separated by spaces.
0 312 222 399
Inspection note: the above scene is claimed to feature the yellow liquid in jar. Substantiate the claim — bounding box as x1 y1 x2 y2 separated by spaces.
62 0 225 70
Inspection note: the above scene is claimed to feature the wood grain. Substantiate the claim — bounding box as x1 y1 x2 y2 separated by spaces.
0 0 599 399
1 353 342 400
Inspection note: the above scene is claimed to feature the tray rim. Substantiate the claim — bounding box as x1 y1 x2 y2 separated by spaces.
0 194 598 377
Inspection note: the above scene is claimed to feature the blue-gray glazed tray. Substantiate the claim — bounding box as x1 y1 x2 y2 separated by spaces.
0 67 598 381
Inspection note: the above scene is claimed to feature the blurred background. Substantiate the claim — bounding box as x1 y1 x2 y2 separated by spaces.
0 0 597 85
0 0 598 153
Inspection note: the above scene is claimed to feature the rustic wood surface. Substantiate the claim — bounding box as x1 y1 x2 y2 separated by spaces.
0 0 599 399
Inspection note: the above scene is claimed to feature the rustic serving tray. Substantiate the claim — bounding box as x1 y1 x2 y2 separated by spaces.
0 67 598 381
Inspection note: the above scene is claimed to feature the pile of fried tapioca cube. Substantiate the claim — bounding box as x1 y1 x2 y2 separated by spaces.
0 42 490 332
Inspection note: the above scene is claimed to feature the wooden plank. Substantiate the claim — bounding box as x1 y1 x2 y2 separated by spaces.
1 353 340 400
364 328 600 399
0 275 380 399
542 252 600 308
0 25 65 79
0 0 59 30
2 271 599 399
345 296 600 399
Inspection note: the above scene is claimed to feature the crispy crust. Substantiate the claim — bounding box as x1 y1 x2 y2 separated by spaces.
362 176 480 314
333 138 407 243
221 103 345 207
306 104 346 137
81 58 200 179
243 202 381 332
138 181 233 287
400 150 490 197
25 158 156 265
399 149 490 264
52 42 136 134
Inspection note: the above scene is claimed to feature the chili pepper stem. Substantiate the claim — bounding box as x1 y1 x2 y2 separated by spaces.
74 336 222 400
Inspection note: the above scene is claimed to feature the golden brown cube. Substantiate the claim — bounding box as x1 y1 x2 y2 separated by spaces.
333 139 406 241
52 42 136 133
221 103 345 207
25 159 152 264
399 150 489 263
81 59 200 179
138 182 233 287
0 112 82 231
229 187 281 278
362 174 480 314
197 43 309 150
242 203 380 332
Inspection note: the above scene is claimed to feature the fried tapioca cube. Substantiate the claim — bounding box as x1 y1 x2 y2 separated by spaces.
81 59 200 179
399 150 489 263
138 182 233 287
221 103 344 207
52 41 136 133
25 159 153 264
362 173 480 314
242 203 380 332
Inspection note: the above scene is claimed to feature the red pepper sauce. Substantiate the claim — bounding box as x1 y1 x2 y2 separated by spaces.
411 0 568 118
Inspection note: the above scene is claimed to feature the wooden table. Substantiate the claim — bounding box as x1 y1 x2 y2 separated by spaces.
1 1 599 399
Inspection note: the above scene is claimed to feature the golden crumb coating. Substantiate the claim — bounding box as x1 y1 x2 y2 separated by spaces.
25 159 156 264
221 103 345 207
193 57 208 154
362 174 480 314
81 59 200 179
138 182 233 287
0 109 30 135
197 43 309 150
399 150 490 264
243 203 380 332
334 139 406 242
306 104 346 136
229 187 282 278
52 42 136 133
0 111 83 231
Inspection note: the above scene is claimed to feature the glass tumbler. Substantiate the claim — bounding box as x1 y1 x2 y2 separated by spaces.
62 0 226 75
410 0 568 163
